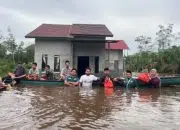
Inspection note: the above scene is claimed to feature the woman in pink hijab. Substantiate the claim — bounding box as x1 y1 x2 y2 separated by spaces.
148 69 160 88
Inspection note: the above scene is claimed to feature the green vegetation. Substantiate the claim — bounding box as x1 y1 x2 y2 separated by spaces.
126 24 180 74
0 28 34 77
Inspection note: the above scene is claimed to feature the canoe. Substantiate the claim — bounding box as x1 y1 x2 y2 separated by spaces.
0 85 7 91
21 80 64 86
20 76 180 87
136 76 180 87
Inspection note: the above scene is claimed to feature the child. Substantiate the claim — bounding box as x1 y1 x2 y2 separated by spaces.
104 76 114 88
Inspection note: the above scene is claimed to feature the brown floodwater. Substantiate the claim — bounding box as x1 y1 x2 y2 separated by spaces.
0 85 180 130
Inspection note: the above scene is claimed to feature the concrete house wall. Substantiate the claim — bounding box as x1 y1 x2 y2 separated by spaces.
73 41 106 73
105 50 124 74
35 38 72 70
34 38 124 75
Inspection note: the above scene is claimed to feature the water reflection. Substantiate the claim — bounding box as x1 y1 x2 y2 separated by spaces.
0 86 180 130
138 88 160 103
104 88 114 96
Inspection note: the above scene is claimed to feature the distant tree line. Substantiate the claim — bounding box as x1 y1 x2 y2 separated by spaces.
126 24 180 74
0 28 34 76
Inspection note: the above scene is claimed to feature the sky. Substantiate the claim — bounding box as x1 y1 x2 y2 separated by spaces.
0 0 180 54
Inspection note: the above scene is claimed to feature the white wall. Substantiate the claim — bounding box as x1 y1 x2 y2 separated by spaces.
105 50 124 70
35 39 72 71
73 42 106 72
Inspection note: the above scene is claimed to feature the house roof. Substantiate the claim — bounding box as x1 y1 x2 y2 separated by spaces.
71 24 113 37
25 24 113 38
105 40 129 50
25 24 71 38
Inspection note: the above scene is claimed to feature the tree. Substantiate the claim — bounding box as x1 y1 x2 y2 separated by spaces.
4 27 17 63
25 44 35 62
135 35 152 52
0 32 6 57
134 35 152 71
15 41 25 62
156 24 174 51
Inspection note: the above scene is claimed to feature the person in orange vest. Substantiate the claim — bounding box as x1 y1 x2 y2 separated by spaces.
104 76 114 96
104 76 114 88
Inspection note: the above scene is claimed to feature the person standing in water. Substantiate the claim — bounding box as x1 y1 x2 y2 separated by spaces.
79 68 99 89
104 75 114 88
64 68 79 87
100 68 114 86
149 69 160 88
124 70 138 88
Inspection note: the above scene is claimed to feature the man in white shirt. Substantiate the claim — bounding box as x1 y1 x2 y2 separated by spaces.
79 68 99 89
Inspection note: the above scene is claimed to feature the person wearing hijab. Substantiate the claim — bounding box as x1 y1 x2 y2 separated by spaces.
148 69 160 88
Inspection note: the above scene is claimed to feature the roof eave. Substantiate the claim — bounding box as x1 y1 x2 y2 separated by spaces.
70 34 113 37
25 35 73 39
106 48 129 51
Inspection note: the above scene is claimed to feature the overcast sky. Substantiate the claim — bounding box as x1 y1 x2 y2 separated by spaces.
0 0 180 54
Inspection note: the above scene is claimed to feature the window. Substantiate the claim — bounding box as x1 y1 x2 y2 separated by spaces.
54 55 60 72
105 60 109 67
114 60 119 70
42 54 48 70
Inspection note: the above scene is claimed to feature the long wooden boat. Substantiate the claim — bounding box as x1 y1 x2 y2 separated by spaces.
0 85 7 91
20 76 180 87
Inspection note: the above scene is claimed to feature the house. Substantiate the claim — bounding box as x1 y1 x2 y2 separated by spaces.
25 24 128 76
105 40 128 74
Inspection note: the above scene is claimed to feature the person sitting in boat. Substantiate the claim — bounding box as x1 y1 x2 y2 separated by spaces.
79 68 99 89
40 65 54 80
27 62 39 80
104 75 114 88
2 62 26 84
60 60 72 80
64 68 79 87
0 77 11 90
124 70 138 88
148 69 160 88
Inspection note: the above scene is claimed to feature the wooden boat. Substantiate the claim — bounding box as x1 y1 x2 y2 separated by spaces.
20 76 180 87
0 87 6 91
0 84 7 91
21 80 64 86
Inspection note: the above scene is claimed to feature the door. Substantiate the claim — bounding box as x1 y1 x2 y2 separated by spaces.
114 60 119 72
78 56 89 77
95 56 99 73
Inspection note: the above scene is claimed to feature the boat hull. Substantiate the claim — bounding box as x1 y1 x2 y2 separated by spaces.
20 77 180 87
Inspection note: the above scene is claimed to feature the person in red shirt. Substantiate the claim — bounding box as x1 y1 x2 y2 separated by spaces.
104 76 114 96
104 76 114 88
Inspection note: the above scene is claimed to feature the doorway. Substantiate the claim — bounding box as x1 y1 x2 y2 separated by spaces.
95 56 99 73
78 56 89 77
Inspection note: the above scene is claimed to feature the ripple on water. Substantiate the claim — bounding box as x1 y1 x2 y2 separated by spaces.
0 89 34 130
0 86 180 129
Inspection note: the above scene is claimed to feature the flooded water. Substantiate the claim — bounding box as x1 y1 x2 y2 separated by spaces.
0 86 180 130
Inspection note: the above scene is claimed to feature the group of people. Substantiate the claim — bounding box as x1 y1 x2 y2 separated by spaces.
1 60 160 89
27 62 54 80
1 62 54 85
63 63 160 89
